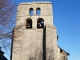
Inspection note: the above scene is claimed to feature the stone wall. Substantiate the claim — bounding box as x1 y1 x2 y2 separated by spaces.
16 2 54 29
11 1 69 60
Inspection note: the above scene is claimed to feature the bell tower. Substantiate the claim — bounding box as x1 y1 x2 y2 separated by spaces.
12 1 58 60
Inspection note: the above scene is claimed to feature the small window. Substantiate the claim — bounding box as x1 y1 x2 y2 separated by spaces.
65 57 68 60
57 35 59 40
29 8 33 16
37 18 44 28
64 56 65 60
26 18 32 28
36 8 41 15
60 49 62 53
62 56 66 60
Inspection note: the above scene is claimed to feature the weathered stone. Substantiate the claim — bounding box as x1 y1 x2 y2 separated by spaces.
11 1 69 60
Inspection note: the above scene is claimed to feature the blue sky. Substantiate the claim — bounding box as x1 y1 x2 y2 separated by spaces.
4 0 80 60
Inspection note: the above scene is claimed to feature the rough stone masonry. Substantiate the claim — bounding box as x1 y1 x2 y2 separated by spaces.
11 1 69 60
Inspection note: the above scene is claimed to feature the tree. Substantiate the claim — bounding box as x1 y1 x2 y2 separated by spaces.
0 0 16 58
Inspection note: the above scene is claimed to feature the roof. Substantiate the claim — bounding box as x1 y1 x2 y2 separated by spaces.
19 1 52 5
3 56 8 60
0 49 4 54
0 48 8 60
58 46 70 56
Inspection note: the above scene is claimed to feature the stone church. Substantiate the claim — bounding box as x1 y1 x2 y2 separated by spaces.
11 1 69 60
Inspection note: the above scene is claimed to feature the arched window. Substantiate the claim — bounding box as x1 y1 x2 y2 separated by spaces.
29 8 33 16
26 18 32 28
37 18 44 28
36 8 41 15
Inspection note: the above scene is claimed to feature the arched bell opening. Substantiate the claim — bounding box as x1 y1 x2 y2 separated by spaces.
37 18 44 28
36 8 41 16
29 8 34 16
26 18 32 29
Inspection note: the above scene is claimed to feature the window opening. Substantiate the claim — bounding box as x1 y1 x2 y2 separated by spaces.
29 8 33 16
64 56 65 60
60 49 62 53
36 8 41 15
37 18 44 28
26 18 32 28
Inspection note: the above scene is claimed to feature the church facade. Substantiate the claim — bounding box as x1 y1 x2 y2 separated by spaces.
11 1 69 60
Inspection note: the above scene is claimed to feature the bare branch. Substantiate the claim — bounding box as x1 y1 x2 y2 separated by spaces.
0 0 16 57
